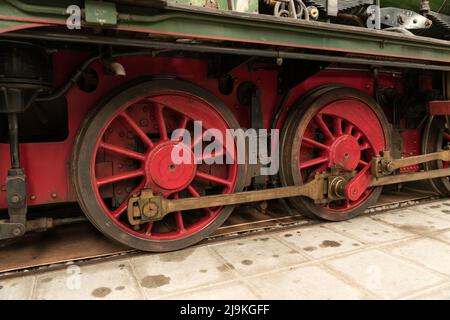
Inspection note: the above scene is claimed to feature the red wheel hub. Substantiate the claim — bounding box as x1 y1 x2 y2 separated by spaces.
329 135 361 171
146 142 196 194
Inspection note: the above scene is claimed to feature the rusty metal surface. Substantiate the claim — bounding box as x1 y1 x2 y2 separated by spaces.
0 223 131 273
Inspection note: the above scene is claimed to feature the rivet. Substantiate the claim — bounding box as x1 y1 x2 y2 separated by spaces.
51 193 57 198
10 195 20 203
30 195 36 200
140 119 148 127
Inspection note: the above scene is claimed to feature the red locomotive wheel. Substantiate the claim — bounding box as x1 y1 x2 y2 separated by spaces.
71 80 246 251
280 86 390 221
422 116 450 196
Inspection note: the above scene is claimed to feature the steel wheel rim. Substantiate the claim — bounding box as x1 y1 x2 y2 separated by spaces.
89 88 239 241
280 87 389 220
296 98 384 211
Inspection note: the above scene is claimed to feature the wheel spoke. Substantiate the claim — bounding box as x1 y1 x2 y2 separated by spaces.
353 132 362 141
112 183 145 218
99 142 146 161
314 115 335 141
191 130 205 150
119 112 154 148
172 115 190 141
155 104 168 141
96 169 145 187
360 142 370 151
173 193 186 233
359 159 369 167
196 171 232 187
144 222 153 235
299 156 328 169
333 117 343 136
345 123 354 135
302 137 330 150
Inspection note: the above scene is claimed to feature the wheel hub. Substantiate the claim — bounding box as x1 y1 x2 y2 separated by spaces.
146 142 196 192
329 135 361 171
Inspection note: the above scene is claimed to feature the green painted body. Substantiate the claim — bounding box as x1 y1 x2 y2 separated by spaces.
167 0 258 13
0 0 448 64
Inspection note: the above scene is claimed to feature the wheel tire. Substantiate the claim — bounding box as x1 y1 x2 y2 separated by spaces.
279 86 390 221
71 79 246 252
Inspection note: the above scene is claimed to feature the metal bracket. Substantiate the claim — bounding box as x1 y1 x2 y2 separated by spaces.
372 149 450 177
0 222 25 240
85 0 117 26
127 189 165 225
366 4 381 30
326 0 338 17
0 168 27 239
377 7 432 30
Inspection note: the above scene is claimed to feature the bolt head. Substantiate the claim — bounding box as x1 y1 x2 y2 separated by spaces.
10 195 20 203
143 202 159 217
12 228 22 236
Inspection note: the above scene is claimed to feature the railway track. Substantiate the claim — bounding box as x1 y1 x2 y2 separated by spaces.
0 187 440 278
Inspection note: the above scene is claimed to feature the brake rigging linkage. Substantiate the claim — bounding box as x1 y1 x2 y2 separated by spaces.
126 147 450 225
0 42 51 240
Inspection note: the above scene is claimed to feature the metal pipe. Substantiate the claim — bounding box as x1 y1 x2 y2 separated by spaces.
7 113 20 169
3 30 450 72
36 51 152 102
5 0 68 16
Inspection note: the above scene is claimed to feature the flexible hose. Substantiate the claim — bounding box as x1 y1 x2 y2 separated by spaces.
36 51 153 102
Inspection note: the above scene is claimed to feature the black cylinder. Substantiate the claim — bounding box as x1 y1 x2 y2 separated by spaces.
0 41 51 113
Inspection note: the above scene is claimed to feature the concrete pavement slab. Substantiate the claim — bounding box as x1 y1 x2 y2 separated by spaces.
326 249 445 299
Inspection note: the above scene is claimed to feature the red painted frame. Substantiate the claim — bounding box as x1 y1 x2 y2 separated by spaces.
0 52 405 209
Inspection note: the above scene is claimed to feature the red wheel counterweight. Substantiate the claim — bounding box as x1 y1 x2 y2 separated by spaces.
72 80 245 251
280 86 390 221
